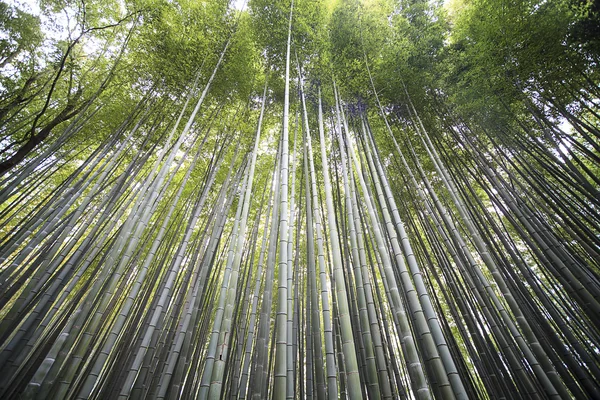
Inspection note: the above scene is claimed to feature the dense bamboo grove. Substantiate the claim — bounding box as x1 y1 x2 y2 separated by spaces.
0 0 599 398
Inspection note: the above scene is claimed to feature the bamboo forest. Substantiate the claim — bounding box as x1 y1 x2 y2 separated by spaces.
0 0 599 398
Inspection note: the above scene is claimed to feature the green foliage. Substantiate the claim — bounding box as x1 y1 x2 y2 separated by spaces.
212 13 262 102
569 0 600 56
249 0 327 74
128 0 229 90
0 1 43 95
383 0 448 105
442 0 598 123
0 1 43 71
328 0 393 99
